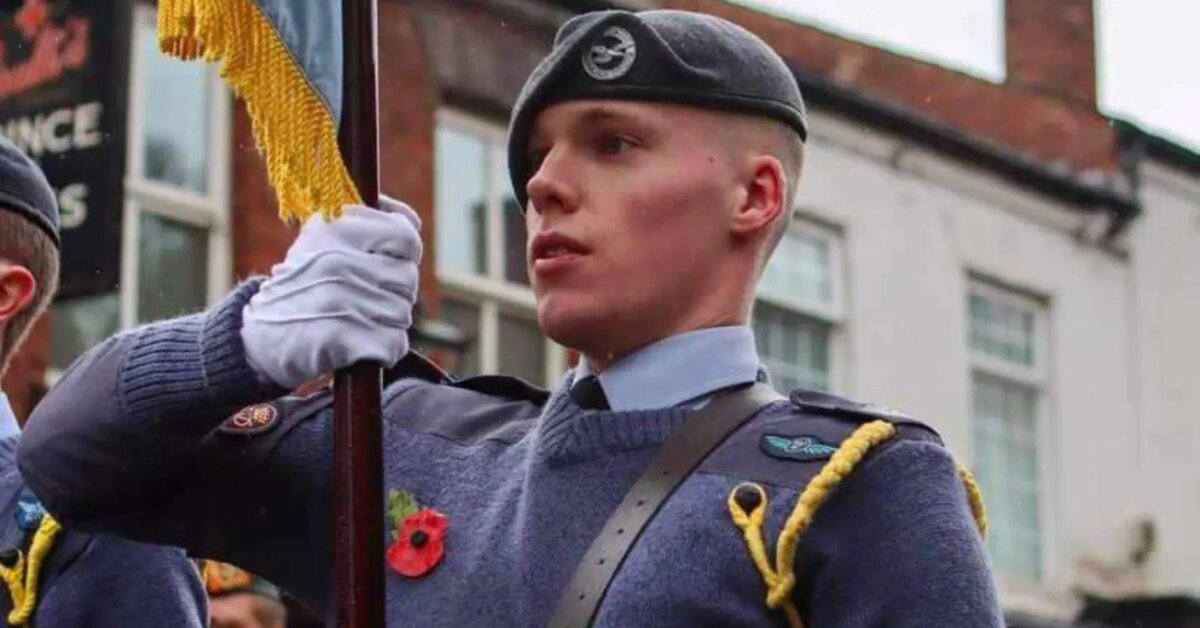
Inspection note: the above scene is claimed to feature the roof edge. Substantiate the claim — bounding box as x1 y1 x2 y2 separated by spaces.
791 66 1139 220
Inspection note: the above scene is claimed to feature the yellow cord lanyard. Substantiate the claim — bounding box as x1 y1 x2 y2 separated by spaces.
0 513 63 627
727 420 988 628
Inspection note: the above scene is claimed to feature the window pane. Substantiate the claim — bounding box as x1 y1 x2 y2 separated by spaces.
761 226 833 310
493 147 530 285
49 293 120 370
971 372 1041 581
498 314 546 385
137 212 209 323
440 299 481 378
968 292 1037 368
435 126 488 276
137 18 211 193
753 301 830 392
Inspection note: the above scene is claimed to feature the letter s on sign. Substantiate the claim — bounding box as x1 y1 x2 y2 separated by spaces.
58 183 88 229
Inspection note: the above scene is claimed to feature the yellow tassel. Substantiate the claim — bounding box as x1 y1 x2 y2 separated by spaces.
157 0 362 223
0 515 63 626
957 463 988 538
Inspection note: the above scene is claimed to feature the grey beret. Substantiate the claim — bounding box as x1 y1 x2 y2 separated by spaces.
0 135 58 246
507 9 807 209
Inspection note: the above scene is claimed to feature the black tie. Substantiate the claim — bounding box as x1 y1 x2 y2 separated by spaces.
570 375 610 411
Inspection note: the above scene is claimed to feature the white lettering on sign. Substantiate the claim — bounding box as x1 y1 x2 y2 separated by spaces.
57 183 88 230
73 102 102 148
0 101 104 157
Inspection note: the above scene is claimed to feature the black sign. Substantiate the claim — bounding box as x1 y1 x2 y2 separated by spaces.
0 0 132 298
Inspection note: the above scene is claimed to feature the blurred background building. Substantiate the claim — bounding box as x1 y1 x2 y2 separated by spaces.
0 0 1196 625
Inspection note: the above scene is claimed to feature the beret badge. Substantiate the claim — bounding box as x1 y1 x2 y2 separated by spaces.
582 25 636 81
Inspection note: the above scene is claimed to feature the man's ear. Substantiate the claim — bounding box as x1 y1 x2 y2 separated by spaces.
730 155 786 239
0 263 36 323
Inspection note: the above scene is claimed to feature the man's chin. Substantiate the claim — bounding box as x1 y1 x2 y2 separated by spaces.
537 299 613 354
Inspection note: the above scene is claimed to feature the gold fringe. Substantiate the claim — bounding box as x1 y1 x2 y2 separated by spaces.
158 0 361 222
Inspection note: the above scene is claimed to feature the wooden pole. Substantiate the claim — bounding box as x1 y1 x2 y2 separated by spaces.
334 1 384 626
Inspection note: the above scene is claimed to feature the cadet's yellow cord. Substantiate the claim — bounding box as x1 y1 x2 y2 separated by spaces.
727 420 990 626
769 420 897 608
727 483 804 628
0 514 63 626
957 463 988 537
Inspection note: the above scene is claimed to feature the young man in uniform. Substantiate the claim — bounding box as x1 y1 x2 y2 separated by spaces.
20 10 1003 627
0 136 208 626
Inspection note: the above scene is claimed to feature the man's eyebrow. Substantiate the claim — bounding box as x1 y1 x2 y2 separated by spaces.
577 106 644 127
529 106 653 154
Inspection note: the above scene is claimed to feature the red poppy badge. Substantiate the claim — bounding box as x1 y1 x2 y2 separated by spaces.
386 489 447 578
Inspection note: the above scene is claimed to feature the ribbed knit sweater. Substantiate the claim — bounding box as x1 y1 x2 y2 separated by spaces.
19 281 1003 626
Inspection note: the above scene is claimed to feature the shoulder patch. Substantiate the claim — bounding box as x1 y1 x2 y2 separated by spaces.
789 389 913 423
699 396 943 490
760 433 838 462
218 403 280 436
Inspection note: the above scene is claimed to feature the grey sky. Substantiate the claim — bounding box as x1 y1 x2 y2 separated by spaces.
732 0 1200 152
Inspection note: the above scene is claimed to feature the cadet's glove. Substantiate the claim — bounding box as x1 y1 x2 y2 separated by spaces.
241 197 422 388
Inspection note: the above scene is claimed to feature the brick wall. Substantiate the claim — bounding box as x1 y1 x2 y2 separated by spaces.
1006 0 1097 107
660 0 1117 173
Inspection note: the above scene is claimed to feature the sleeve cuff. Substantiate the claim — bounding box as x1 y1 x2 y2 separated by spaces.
120 278 285 419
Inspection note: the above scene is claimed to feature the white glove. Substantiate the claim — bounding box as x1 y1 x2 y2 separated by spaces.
241 197 423 388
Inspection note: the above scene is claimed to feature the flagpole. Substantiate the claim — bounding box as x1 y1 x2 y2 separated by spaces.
335 1 385 626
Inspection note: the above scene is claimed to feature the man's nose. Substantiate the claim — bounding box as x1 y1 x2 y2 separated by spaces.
525 148 581 216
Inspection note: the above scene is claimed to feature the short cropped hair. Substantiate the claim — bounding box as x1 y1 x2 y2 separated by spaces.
714 115 805 260
0 209 59 375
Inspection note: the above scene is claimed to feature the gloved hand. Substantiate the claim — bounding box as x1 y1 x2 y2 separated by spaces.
241 196 422 389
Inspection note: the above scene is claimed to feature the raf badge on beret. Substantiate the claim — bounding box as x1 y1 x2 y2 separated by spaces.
582 26 636 81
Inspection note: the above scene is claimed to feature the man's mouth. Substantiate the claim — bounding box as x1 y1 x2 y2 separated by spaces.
531 233 590 262
530 232 590 274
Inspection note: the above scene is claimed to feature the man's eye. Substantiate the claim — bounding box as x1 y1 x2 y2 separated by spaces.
528 148 549 170
599 135 633 156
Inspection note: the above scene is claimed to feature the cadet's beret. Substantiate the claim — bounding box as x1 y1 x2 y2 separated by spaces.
0 135 58 246
507 9 808 209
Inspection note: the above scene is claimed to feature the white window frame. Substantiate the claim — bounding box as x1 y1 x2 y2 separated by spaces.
754 213 847 391
967 276 1054 586
434 110 566 385
120 3 231 329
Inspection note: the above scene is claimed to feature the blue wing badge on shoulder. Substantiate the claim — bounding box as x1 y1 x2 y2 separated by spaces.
760 433 839 462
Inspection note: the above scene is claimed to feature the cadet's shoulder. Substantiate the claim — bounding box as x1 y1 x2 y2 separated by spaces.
698 388 945 491
36 535 204 623
209 353 551 450
381 352 549 446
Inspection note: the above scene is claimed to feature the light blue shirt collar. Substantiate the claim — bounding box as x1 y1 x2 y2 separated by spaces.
574 326 762 411
0 393 20 439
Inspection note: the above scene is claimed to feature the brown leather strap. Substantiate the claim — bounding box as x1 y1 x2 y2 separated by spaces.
549 383 785 628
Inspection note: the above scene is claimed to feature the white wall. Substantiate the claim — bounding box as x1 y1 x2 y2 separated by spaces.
1128 160 1200 593
798 108 1193 614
